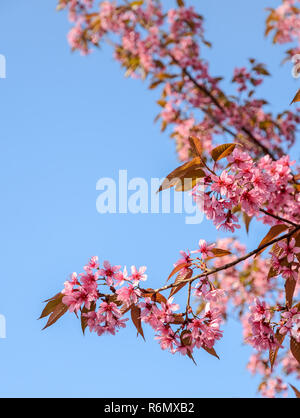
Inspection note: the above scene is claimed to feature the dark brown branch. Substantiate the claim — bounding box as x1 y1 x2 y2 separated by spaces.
259 208 299 228
154 225 300 294
169 54 277 161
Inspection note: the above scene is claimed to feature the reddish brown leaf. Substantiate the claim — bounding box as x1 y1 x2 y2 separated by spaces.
211 248 231 257
243 212 252 234
269 331 285 371
291 89 300 104
290 337 300 365
121 303 133 315
295 232 300 263
255 224 289 257
141 288 167 304
290 384 300 398
285 278 296 309
211 143 236 162
202 345 220 359
169 268 193 297
174 174 205 192
186 349 197 365
180 330 192 346
170 314 185 324
267 266 279 279
167 263 189 282
188 136 202 157
39 293 63 319
131 305 145 341
158 157 204 192
42 303 68 330
81 302 96 335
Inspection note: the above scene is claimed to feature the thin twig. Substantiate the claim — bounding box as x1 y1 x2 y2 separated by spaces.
169 53 277 161
154 225 300 294
259 209 299 228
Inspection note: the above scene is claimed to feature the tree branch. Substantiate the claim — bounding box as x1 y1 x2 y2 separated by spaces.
259 208 299 227
169 53 277 161
154 225 300 294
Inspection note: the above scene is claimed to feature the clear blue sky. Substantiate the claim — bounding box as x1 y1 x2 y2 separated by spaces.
0 0 298 398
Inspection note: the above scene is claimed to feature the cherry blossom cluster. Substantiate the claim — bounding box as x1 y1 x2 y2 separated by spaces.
56 253 226 358
265 0 300 61
56 0 299 162
39 0 300 397
191 147 300 233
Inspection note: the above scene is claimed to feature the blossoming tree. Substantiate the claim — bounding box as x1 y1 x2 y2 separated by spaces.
40 0 300 398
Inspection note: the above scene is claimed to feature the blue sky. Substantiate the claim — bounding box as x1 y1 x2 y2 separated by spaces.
0 0 299 397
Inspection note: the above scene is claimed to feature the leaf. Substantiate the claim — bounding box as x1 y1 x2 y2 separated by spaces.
170 313 185 324
290 337 300 365
269 331 285 371
290 384 300 398
39 293 63 319
285 278 296 308
149 80 163 90
180 330 192 346
252 65 270 76
205 248 232 261
188 136 202 157
121 303 133 315
81 308 89 335
158 157 204 192
169 268 193 297
243 212 252 234
174 173 205 191
255 224 289 257
81 302 96 335
196 302 205 316
267 266 279 279
42 303 68 330
295 232 300 263
291 89 300 104
186 349 197 365
176 0 185 6
131 305 145 340
107 294 123 307
211 248 231 257
141 288 167 304
130 1 144 7
167 263 189 282
211 143 236 162
202 345 220 360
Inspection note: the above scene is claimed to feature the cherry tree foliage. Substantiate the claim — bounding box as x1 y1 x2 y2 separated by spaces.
41 0 300 398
